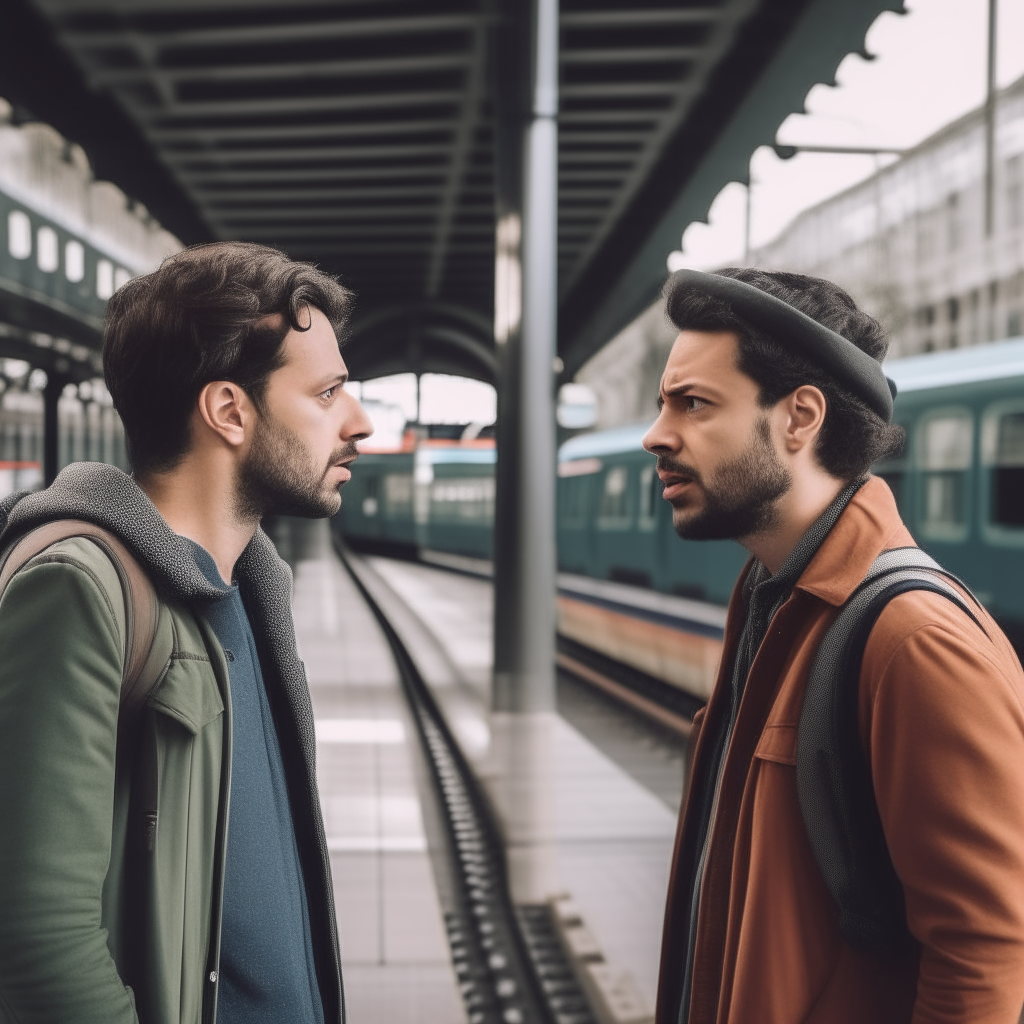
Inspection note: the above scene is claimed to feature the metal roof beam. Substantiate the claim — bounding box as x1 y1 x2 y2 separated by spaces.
561 82 691 100
60 13 479 49
86 53 470 86
150 118 457 144
560 9 721 27
181 165 451 184
426 22 486 298
136 90 462 121
195 188 446 204
561 47 702 64
166 144 452 166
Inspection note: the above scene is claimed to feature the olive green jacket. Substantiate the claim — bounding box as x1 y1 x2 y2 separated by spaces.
0 463 344 1024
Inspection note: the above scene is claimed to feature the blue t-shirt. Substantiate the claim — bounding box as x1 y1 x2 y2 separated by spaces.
187 541 324 1024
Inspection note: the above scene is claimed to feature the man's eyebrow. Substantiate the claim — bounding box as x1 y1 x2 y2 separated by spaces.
315 372 348 390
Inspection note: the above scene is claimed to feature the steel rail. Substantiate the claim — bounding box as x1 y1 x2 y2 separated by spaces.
337 547 597 1024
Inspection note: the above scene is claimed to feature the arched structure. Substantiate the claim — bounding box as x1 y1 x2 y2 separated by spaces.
343 301 498 384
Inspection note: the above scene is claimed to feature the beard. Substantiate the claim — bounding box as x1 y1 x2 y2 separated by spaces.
235 411 356 521
660 416 791 541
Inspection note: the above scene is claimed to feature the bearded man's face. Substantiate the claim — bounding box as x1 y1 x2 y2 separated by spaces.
657 415 791 541
236 411 358 520
234 306 372 521
643 328 793 543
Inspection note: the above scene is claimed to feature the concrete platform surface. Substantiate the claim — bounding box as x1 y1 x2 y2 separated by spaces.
365 555 678 1010
289 523 465 1024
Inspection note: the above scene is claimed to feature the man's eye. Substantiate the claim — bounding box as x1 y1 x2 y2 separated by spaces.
321 387 335 401
686 396 705 411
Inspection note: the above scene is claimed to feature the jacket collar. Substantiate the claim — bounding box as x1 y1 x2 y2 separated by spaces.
794 475 912 607
0 461 288 607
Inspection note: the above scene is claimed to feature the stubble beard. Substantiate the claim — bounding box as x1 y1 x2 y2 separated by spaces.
663 416 792 542
235 411 357 522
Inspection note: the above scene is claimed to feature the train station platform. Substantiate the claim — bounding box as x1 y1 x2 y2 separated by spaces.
288 521 466 1024
359 556 680 1012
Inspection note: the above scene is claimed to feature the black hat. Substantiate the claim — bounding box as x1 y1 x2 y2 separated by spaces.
669 269 896 423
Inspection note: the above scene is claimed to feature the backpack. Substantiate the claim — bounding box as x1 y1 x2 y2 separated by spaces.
0 519 175 849
796 546 985 956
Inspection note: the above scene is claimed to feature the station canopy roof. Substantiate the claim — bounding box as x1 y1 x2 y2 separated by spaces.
2 0 899 384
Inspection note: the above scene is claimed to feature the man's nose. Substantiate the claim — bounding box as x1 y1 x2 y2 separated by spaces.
344 398 374 442
642 411 674 454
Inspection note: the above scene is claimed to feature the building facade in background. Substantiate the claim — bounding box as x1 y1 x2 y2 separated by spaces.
754 73 1024 358
576 74 1024 431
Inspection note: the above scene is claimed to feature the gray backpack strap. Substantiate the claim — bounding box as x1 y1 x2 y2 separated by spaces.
0 518 171 707
0 520 174 853
797 546 983 955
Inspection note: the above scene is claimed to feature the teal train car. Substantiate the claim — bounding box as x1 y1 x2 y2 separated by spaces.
338 439 495 561
338 337 1024 700
337 448 416 551
878 337 1024 647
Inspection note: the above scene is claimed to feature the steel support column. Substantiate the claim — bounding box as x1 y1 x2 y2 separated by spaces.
43 374 67 486
488 0 560 905
491 0 559 716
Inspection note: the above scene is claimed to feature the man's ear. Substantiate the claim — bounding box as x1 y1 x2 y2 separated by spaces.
780 384 827 453
195 381 254 449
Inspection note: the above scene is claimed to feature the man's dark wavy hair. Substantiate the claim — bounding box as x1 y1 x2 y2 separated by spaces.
663 267 905 480
103 241 355 476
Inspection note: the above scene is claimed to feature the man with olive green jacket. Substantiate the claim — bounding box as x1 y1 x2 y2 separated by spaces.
0 243 373 1023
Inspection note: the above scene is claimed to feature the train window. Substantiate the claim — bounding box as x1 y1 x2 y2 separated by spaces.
114 267 132 291
598 464 631 529
919 412 972 538
991 412 1024 527
8 210 31 259
384 473 413 512
96 259 114 300
560 477 589 528
362 475 380 518
637 464 658 530
873 430 907 513
65 240 85 282
36 227 59 273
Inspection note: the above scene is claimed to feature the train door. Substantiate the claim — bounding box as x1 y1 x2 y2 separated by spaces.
913 405 977 583
979 399 1024 636
557 464 598 575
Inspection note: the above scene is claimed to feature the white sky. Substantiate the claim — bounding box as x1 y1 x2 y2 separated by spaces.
346 373 496 438
670 0 1024 271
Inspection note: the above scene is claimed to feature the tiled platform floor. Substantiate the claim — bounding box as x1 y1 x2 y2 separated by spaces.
289 522 465 1024
366 556 679 1009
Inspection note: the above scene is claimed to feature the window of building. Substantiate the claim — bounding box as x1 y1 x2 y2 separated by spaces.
991 411 1024 527
7 210 31 259
919 411 973 538
1008 156 1022 229
597 464 631 529
637 463 659 530
64 240 85 282
36 226 59 273
946 193 960 251
114 267 131 291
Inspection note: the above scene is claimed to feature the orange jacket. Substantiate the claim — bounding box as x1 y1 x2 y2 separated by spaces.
656 477 1024 1024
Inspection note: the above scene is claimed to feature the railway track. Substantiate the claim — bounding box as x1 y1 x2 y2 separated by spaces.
339 548 600 1024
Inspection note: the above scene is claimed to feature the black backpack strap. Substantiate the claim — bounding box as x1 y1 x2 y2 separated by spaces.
797 547 983 955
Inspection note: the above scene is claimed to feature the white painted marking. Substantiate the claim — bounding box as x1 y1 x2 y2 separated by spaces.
315 719 406 744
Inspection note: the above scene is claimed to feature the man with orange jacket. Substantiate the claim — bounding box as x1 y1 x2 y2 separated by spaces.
644 268 1024 1024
